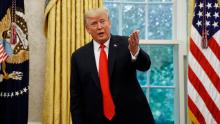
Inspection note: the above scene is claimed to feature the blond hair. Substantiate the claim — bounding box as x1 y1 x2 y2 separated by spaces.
84 8 109 25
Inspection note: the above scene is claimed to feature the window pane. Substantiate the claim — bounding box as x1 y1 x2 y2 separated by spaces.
137 70 148 86
122 4 146 39
141 87 147 96
148 4 172 39
149 88 175 124
140 45 174 86
105 3 119 35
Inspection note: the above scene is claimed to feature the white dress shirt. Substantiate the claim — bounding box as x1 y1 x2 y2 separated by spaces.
93 39 140 72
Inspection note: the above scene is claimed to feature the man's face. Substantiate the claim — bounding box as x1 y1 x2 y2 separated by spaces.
85 12 111 44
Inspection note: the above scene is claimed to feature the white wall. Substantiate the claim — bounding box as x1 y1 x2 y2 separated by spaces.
25 0 46 123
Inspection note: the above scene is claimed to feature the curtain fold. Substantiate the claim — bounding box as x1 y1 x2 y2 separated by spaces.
43 0 103 124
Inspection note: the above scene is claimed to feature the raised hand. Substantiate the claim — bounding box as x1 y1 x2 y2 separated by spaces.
128 30 140 56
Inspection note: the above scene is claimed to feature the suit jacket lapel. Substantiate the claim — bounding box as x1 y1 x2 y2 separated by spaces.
87 41 101 89
108 36 119 78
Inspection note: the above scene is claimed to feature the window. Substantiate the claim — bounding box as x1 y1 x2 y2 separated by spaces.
105 0 173 39
104 0 187 123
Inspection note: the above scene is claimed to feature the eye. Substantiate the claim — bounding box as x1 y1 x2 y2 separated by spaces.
91 22 97 26
100 20 105 24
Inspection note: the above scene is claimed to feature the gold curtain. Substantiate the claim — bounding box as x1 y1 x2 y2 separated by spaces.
187 0 220 124
43 0 103 124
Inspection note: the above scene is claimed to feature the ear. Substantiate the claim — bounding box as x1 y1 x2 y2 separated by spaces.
108 19 112 29
85 26 91 34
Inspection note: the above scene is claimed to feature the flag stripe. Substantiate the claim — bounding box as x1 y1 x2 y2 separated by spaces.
190 38 220 93
0 46 4 53
188 96 206 124
188 80 217 123
208 37 220 61
191 26 220 74
0 44 8 63
188 52 220 108
188 67 220 123
0 53 8 60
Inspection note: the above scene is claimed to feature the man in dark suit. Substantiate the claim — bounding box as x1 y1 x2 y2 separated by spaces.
70 7 155 124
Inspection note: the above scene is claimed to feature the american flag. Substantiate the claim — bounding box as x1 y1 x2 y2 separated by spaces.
188 0 220 123
0 43 8 64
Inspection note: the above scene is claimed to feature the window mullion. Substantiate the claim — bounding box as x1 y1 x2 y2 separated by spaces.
145 1 148 39
119 2 123 35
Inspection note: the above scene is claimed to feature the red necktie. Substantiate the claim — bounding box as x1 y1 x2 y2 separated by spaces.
99 44 115 120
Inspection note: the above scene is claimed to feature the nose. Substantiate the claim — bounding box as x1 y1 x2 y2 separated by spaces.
97 22 103 29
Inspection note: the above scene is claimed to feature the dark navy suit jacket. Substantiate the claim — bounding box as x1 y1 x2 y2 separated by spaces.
70 35 155 124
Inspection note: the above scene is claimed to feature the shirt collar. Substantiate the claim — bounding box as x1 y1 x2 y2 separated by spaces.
93 38 110 51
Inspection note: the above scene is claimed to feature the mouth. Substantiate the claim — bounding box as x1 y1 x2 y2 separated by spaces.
98 32 104 36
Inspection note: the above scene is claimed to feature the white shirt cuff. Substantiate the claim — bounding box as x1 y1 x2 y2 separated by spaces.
130 47 140 61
